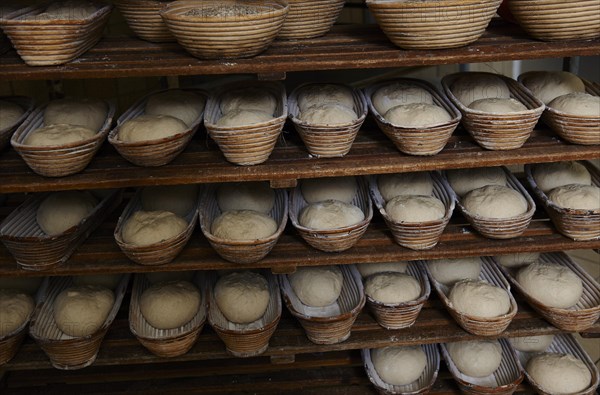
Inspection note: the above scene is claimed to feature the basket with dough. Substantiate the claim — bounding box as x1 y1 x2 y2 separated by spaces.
278 0 344 40
0 96 34 151
114 0 175 43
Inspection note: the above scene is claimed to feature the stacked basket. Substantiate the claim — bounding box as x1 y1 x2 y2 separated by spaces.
278 0 345 40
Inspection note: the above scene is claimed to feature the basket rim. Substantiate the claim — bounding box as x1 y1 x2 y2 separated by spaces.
366 0 497 7
160 0 289 22
0 2 113 26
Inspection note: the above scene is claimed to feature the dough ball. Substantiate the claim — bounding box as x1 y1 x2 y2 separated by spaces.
447 340 503 378
211 210 277 241
377 172 433 202
372 82 434 115
301 176 357 204
527 353 591 394
548 92 600 117
145 90 205 127
449 279 511 318
119 114 188 142
25 124 96 146
44 97 106 131
73 274 121 289
299 200 364 230
289 265 343 307
215 271 270 324
463 185 528 219
299 103 357 126
297 84 354 112
36 191 98 235
216 109 273 127
516 261 583 309
372 346 427 386
384 103 451 128
141 184 199 217
548 184 600 211
446 167 507 197
145 271 195 284
53 285 114 337
0 277 42 295
0 289 34 336
385 195 445 223
427 257 482 285
365 272 421 304
509 334 554 353
451 74 511 106
520 71 586 104
140 280 201 329
494 252 540 268
220 87 277 115
122 210 188 247
0 100 24 130
356 261 408 278
468 97 528 113
216 181 275 213
532 161 592 193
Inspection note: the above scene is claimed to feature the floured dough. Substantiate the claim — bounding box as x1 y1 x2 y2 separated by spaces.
211 210 277 240
462 185 528 219
122 210 187 246
365 272 421 304
516 261 583 309
520 71 586 104
297 84 354 112
217 181 275 214
372 346 427 386
53 285 114 337
36 191 98 235
548 92 600 116
0 289 34 336
0 100 24 130
145 90 205 127
446 167 507 197
385 194 445 223
532 161 592 193
509 334 554 353
427 257 482 285
44 97 106 131
141 184 199 217
377 172 433 202
494 252 540 268
216 109 273 127
468 97 528 113
299 200 364 230
451 74 511 106
384 103 451 128
548 184 600 211
356 261 408 278
372 82 434 115
119 114 187 142
299 103 357 125
220 87 277 115
449 279 511 318
25 124 96 146
289 265 343 307
447 340 503 378
526 353 591 394
73 274 121 289
301 176 357 204
140 280 200 329
36 1 98 19
214 271 270 324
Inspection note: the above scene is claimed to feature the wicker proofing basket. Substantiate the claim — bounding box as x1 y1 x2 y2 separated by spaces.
199 185 287 264
365 79 461 156
514 333 600 395
279 265 366 345
524 161 600 241
509 0 600 42
28 274 130 370
366 0 501 50
208 271 281 358
129 272 207 357
370 172 456 250
493 252 600 332
362 344 440 395
426 259 518 337
440 339 525 395
204 81 287 166
365 262 431 330
289 177 373 253
447 167 536 240
0 2 113 66
114 0 175 43
441 72 545 151
114 187 199 266
160 0 288 60
109 88 206 167
288 83 368 158
11 100 116 177
0 190 122 271
278 0 344 40
0 96 34 151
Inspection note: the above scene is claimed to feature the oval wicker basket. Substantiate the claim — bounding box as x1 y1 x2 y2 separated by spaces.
114 0 175 43
278 0 344 40
0 96 34 151
441 72 545 151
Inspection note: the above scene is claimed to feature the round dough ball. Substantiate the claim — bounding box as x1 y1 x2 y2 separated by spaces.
36 191 98 235
451 74 511 106
301 176 357 204
73 274 121 289
427 257 482 285
53 285 114 337
446 167 507 197
145 90 205 127
220 87 277 115
299 200 364 230
145 271 195 284
0 289 34 336
385 195 445 223
0 277 42 295
384 103 451 128
44 97 106 131
365 272 421 304
449 279 511 318
516 261 583 309
0 100 24 130
299 103 357 126
527 353 591 394
548 184 600 211
211 210 277 241
532 161 592 193
357 261 408 278
25 124 96 146
140 280 200 329
509 334 554 353
215 271 270 324
495 252 540 268
372 82 434 115
372 346 427 386
463 185 528 219
468 97 528 113
446 340 503 378
548 92 600 117
216 109 273 127
216 181 275 214
297 84 354 112
140 184 199 217
377 172 433 202
122 210 188 247
119 114 187 142
289 266 343 307
521 71 586 104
